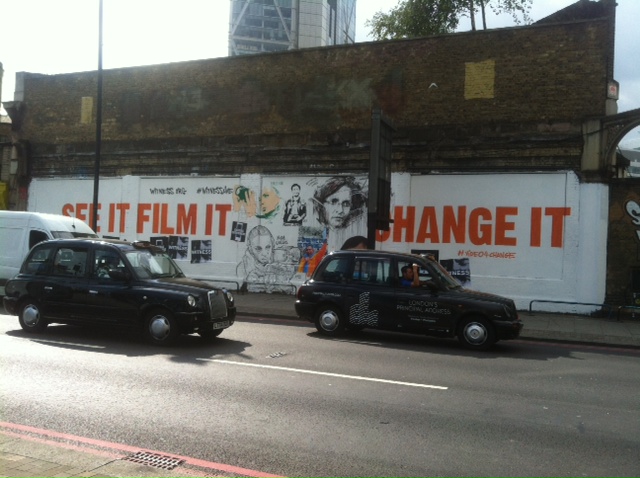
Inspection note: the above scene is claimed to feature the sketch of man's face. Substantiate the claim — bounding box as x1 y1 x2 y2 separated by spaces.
323 185 352 228
249 234 274 265
291 185 300 199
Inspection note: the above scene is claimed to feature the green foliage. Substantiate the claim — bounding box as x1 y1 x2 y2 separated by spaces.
365 0 460 40
366 0 532 40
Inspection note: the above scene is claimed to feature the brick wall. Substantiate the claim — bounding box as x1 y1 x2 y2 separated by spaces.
607 181 640 304
18 16 613 178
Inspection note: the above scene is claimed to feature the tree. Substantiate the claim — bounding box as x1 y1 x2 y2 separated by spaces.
365 0 460 40
366 0 532 40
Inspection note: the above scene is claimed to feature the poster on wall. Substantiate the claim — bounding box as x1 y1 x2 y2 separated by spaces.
191 240 212 264
168 236 189 261
27 171 602 308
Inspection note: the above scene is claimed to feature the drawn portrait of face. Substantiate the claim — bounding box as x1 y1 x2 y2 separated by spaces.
258 186 281 219
313 176 366 230
323 185 353 228
247 225 274 265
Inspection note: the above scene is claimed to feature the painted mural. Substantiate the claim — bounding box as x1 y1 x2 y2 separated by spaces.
27 171 608 309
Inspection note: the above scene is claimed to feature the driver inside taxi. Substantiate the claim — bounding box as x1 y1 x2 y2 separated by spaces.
401 263 423 288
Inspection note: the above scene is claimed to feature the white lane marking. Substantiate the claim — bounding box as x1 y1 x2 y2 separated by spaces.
31 339 106 349
197 358 448 390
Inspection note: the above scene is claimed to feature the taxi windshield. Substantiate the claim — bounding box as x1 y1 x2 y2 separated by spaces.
125 250 184 279
428 260 463 290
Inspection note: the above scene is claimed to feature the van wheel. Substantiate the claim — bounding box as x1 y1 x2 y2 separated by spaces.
315 305 345 336
145 309 179 346
19 299 48 333
458 316 496 350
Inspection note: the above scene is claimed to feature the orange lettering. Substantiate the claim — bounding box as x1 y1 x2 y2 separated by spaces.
177 204 197 235
442 206 466 244
62 204 74 217
215 204 232 236
546 207 571 247
495 207 517 246
205 204 214 236
116 203 130 233
530 207 542 247
76 203 89 223
393 206 415 243
137 204 152 233
416 207 439 244
160 204 175 235
469 208 492 245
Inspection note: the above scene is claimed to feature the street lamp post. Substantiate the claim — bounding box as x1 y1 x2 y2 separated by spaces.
92 0 103 232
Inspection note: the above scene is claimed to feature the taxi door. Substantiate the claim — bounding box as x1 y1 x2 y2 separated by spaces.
342 255 396 330
41 245 91 320
393 259 455 334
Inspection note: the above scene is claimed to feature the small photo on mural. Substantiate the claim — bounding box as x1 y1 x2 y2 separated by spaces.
283 183 307 226
168 236 189 261
230 221 248 242
297 226 328 277
191 240 212 264
440 258 472 288
150 236 169 251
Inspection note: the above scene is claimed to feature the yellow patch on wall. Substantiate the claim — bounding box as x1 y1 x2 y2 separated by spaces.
464 60 495 99
80 97 93 124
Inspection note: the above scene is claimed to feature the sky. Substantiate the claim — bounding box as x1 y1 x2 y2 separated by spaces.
1 0 638 144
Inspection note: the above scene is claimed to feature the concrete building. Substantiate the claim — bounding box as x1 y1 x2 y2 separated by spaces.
229 0 356 56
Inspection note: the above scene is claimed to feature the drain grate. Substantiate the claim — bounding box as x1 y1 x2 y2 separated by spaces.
122 451 185 470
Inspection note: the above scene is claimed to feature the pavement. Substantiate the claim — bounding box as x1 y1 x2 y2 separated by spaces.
2 292 640 478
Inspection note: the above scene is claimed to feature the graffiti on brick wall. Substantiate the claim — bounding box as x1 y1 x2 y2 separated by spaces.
625 200 640 241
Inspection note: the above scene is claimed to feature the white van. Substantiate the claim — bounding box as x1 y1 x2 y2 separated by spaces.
0 211 98 295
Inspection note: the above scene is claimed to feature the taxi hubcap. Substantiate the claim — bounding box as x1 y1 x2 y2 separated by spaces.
149 315 170 340
464 323 487 344
319 310 339 331
23 305 40 327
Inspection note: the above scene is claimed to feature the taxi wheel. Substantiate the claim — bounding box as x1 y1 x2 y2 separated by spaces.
199 328 224 341
315 305 345 336
18 299 48 333
458 316 496 350
144 309 180 346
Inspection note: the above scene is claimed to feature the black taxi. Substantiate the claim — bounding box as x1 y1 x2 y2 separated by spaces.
3 238 235 345
295 250 522 349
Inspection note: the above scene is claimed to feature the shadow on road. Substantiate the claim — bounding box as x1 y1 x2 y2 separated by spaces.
303 326 640 361
4 324 252 363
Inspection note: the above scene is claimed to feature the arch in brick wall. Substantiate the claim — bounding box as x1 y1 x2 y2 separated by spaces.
602 108 640 177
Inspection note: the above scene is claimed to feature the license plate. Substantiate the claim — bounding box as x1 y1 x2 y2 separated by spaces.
213 320 230 330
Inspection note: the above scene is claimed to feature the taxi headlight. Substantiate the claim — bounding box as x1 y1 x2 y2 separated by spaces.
187 294 197 308
225 291 234 303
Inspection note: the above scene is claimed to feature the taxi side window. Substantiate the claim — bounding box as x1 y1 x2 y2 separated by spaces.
352 258 391 286
22 246 54 275
53 247 88 277
94 250 125 280
316 257 350 283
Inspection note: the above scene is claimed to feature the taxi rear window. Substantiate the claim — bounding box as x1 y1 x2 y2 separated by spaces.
315 257 350 283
